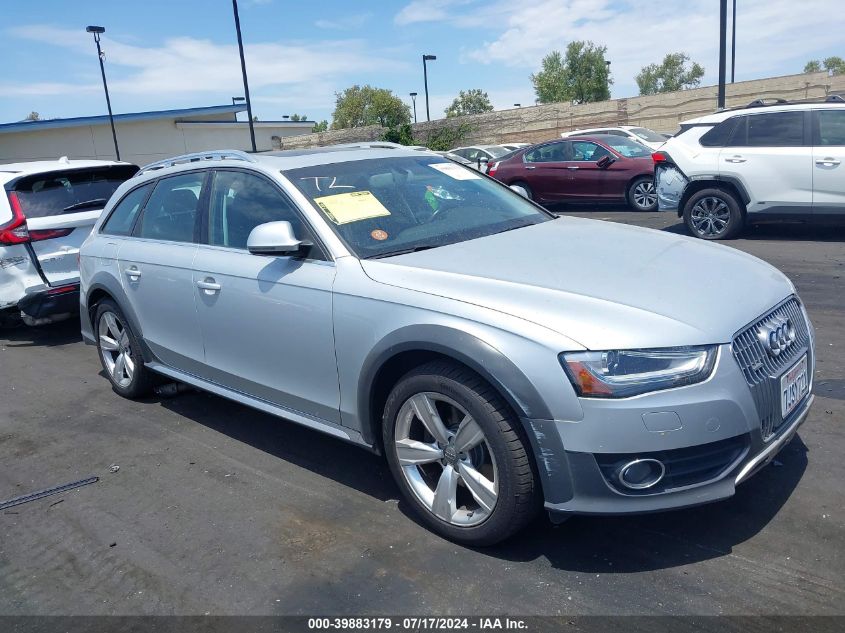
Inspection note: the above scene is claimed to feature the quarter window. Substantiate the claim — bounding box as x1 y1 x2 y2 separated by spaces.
207 170 308 250
744 112 804 147
101 183 152 236
699 117 739 147
815 110 845 145
136 172 204 243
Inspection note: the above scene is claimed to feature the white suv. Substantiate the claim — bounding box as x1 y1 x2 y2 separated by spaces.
655 97 845 239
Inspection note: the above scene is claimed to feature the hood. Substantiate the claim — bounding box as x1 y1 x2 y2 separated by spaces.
361 217 794 350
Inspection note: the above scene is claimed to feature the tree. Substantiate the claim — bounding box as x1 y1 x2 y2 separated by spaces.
804 56 845 74
289 113 308 121
24 111 40 121
331 85 410 129
312 120 329 133
636 52 705 95
531 41 612 104
445 89 494 117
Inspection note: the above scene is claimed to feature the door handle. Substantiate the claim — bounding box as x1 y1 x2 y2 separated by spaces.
196 278 221 293
525 165 536 170
566 166 580 170
724 155 746 163
815 157 841 166
125 266 141 281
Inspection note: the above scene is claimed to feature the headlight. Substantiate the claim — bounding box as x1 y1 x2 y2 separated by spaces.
560 346 717 398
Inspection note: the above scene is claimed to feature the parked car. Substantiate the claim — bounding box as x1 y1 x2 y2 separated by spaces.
655 96 845 239
0 157 138 326
500 143 531 151
489 134 657 210
561 126 667 150
448 145 512 171
80 146 814 546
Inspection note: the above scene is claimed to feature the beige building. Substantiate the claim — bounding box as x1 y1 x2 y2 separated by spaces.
0 104 314 167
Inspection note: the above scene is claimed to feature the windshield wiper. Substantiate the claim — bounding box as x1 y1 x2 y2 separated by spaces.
62 198 107 213
365 244 441 259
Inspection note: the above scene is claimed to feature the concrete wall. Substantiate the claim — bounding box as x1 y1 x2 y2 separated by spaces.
279 71 845 150
0 114 313 166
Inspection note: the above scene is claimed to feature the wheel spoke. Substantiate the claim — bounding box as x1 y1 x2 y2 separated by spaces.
410 394 450 445
453 414 484 453
104 312 121 340
123 352 135 376
113 353 126 382
99 335 119 352
395 438 443 466
457 462 497 513
431 464 458 521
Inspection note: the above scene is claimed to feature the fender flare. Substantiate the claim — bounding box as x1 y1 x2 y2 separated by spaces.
85 276 153 362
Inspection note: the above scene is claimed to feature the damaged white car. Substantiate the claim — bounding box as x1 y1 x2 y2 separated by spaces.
1 158 137 326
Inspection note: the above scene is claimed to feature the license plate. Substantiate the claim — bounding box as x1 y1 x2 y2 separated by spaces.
780 354 809 419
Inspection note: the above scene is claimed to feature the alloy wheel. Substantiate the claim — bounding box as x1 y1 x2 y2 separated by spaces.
98 311 135 389
394 392 498 527
690 196 731 237
633 180 657 210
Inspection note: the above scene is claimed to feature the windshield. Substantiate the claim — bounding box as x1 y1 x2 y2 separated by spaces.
285 156 550 258
484 146 511 158
11 165 139 218
630 127 666 143
602 137 653 158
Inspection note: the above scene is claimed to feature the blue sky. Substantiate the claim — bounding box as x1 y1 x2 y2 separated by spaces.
2 0 843 125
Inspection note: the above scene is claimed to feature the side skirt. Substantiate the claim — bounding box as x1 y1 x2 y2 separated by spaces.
146 361 373 451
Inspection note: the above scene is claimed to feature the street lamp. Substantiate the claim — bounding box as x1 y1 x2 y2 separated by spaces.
231 0 257 152
232 96 246 105
85 26 120 161
409 92 418 123
422 54 436 122
514 103 521 108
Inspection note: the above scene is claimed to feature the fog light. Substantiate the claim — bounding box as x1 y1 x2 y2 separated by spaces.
616 458 665 490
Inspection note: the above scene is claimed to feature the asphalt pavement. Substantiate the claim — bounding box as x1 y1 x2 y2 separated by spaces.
1 209 843 616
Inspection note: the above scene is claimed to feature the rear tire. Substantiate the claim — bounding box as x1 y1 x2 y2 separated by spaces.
627 176 657 211
94 299 154 399
383 360 540 546
509 182 533 200
683 188 744 240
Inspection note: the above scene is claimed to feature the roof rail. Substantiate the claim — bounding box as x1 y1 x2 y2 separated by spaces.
746 98 788 108
721 94 845 113
136 149 256 175
826 94 845 103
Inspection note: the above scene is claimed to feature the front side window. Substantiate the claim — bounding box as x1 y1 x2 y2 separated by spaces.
136 172 204 243
525 142 567 163
101 183 153 236
571 141 610 161
285 156 550 259
207 170 307 250
815 110 845 146
600 136 652 158
744 111 804 147
11 165 138 218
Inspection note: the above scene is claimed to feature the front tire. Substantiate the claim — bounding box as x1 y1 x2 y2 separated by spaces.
383 360 539 546
683 188 744 239
94 299 154 399
627 176 657 211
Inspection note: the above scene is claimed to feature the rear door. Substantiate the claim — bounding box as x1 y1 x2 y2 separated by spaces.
718 111 812 215
9 165 138 287
811 108 845 215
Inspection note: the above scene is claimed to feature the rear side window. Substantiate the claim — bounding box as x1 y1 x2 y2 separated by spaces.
741 112 804 147
101 184 152 236
699 117 739 147
525 142 567 162
815 110 845 145
11 165 138 218
136 172 205 243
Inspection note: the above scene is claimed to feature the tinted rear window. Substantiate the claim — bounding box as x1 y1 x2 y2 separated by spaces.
741 112 804 147
11 165 138 218
699 118 738 147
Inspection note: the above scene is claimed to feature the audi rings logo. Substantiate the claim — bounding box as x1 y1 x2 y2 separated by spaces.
758 317 796 357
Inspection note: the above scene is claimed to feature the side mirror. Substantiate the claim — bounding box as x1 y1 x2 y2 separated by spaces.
596 155 615 169
477 156 489 169
247 221 305 256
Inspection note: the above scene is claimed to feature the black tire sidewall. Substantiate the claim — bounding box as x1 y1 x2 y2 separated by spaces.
382 366 533 546
628 176 657 211
94 299 151 398
683 188 743 240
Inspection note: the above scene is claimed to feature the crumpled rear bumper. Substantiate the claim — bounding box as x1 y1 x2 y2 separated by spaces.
655 165 689 212
1 245 42 311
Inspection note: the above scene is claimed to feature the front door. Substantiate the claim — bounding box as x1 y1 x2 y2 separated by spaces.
192 169 340 423
564 141 611 200
811 109 845 215
118 171 206 372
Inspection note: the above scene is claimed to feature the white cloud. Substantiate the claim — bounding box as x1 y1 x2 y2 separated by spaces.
8 25 406 100
395 0 477 26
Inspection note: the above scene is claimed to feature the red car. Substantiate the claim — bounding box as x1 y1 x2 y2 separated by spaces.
488 134 657 211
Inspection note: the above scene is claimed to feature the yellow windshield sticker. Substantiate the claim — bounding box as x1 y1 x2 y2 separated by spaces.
313 190 391 225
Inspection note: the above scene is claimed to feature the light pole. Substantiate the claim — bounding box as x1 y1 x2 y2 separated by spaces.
86 26 120 161
731 0 737 83
422 54 436 121
409 92 418 123
718 0 728 108
231 0 257 152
